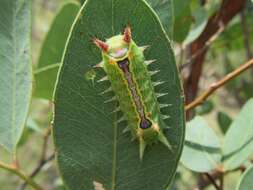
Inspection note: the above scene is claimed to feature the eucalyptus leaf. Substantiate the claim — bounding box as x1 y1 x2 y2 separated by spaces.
173 0 192 43
34 2 80 100
217 111 232 134
195 100 214 115
236 165 253 190
223 99 253 171
146 0 174 39
183 4 208 45
18 118 42 147
0 0 32 153
181 116 222 172
53 0 185 189
80 0 86 4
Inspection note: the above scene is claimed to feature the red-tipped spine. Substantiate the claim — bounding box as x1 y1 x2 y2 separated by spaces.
123 26 132 43
93 38 109 52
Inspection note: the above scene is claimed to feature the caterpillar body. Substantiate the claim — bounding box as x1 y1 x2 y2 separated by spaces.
93 26 171 160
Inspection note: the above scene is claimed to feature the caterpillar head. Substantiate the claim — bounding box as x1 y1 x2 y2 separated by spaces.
93 26 132 61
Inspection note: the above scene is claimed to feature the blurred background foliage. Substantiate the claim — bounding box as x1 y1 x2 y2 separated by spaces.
0 0 252 189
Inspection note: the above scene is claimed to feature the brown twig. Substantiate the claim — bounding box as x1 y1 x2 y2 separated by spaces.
204 173 220 190
191 171 222 190
183 0 246 108
219 174 224 190
0 161 43 190
24 153 55 180
17 127 54 190
179 22 225 72
185 59 253 111
41 127 51 160
191 158 253 190
12 151 20 169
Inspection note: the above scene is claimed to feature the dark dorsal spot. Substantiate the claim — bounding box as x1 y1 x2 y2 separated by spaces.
117 58 150 130
117 58 129 72
140 119 152 129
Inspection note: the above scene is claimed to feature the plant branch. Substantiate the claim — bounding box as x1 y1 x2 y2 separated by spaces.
33 154 55 177
0 161 43 190
191 171 222 190
17 127 54 190
191 158 253 190
204 173 220 190
12 150 20 169
219 174 224 190
183 0 246 109
41 127 51 161
185 59 253 111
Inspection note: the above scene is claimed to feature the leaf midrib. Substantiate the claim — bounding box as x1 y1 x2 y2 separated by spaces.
111 119 117 190
11 0 18 150
111 1 117 190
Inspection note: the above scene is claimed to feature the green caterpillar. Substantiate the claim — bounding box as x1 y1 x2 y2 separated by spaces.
93 26 171 160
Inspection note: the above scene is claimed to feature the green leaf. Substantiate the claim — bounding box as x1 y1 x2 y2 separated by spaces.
0 0 32 153
217 111 232 134
181 116 222 172
80 0 86 4
183 3 207 45
173 0 192 42
195 100 214 115
34 2 80 100
146 0 174 39
223 99 253 171
236 165 253 190
53 0 185 189
34 63 60 99
26 117 43 133
18 118 42 147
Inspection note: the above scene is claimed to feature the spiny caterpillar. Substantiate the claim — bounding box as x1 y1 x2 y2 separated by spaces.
93 26 172 160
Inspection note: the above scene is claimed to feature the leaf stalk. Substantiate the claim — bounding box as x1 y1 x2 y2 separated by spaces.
0 161 43 190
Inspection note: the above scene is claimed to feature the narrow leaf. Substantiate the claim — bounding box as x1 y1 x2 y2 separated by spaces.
183 4 208 45
146 0 174 39
34 2 80 100
0 0 32 152
173 0 192 42
53 0 185 189
217 111 232 134
195 100 214 115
